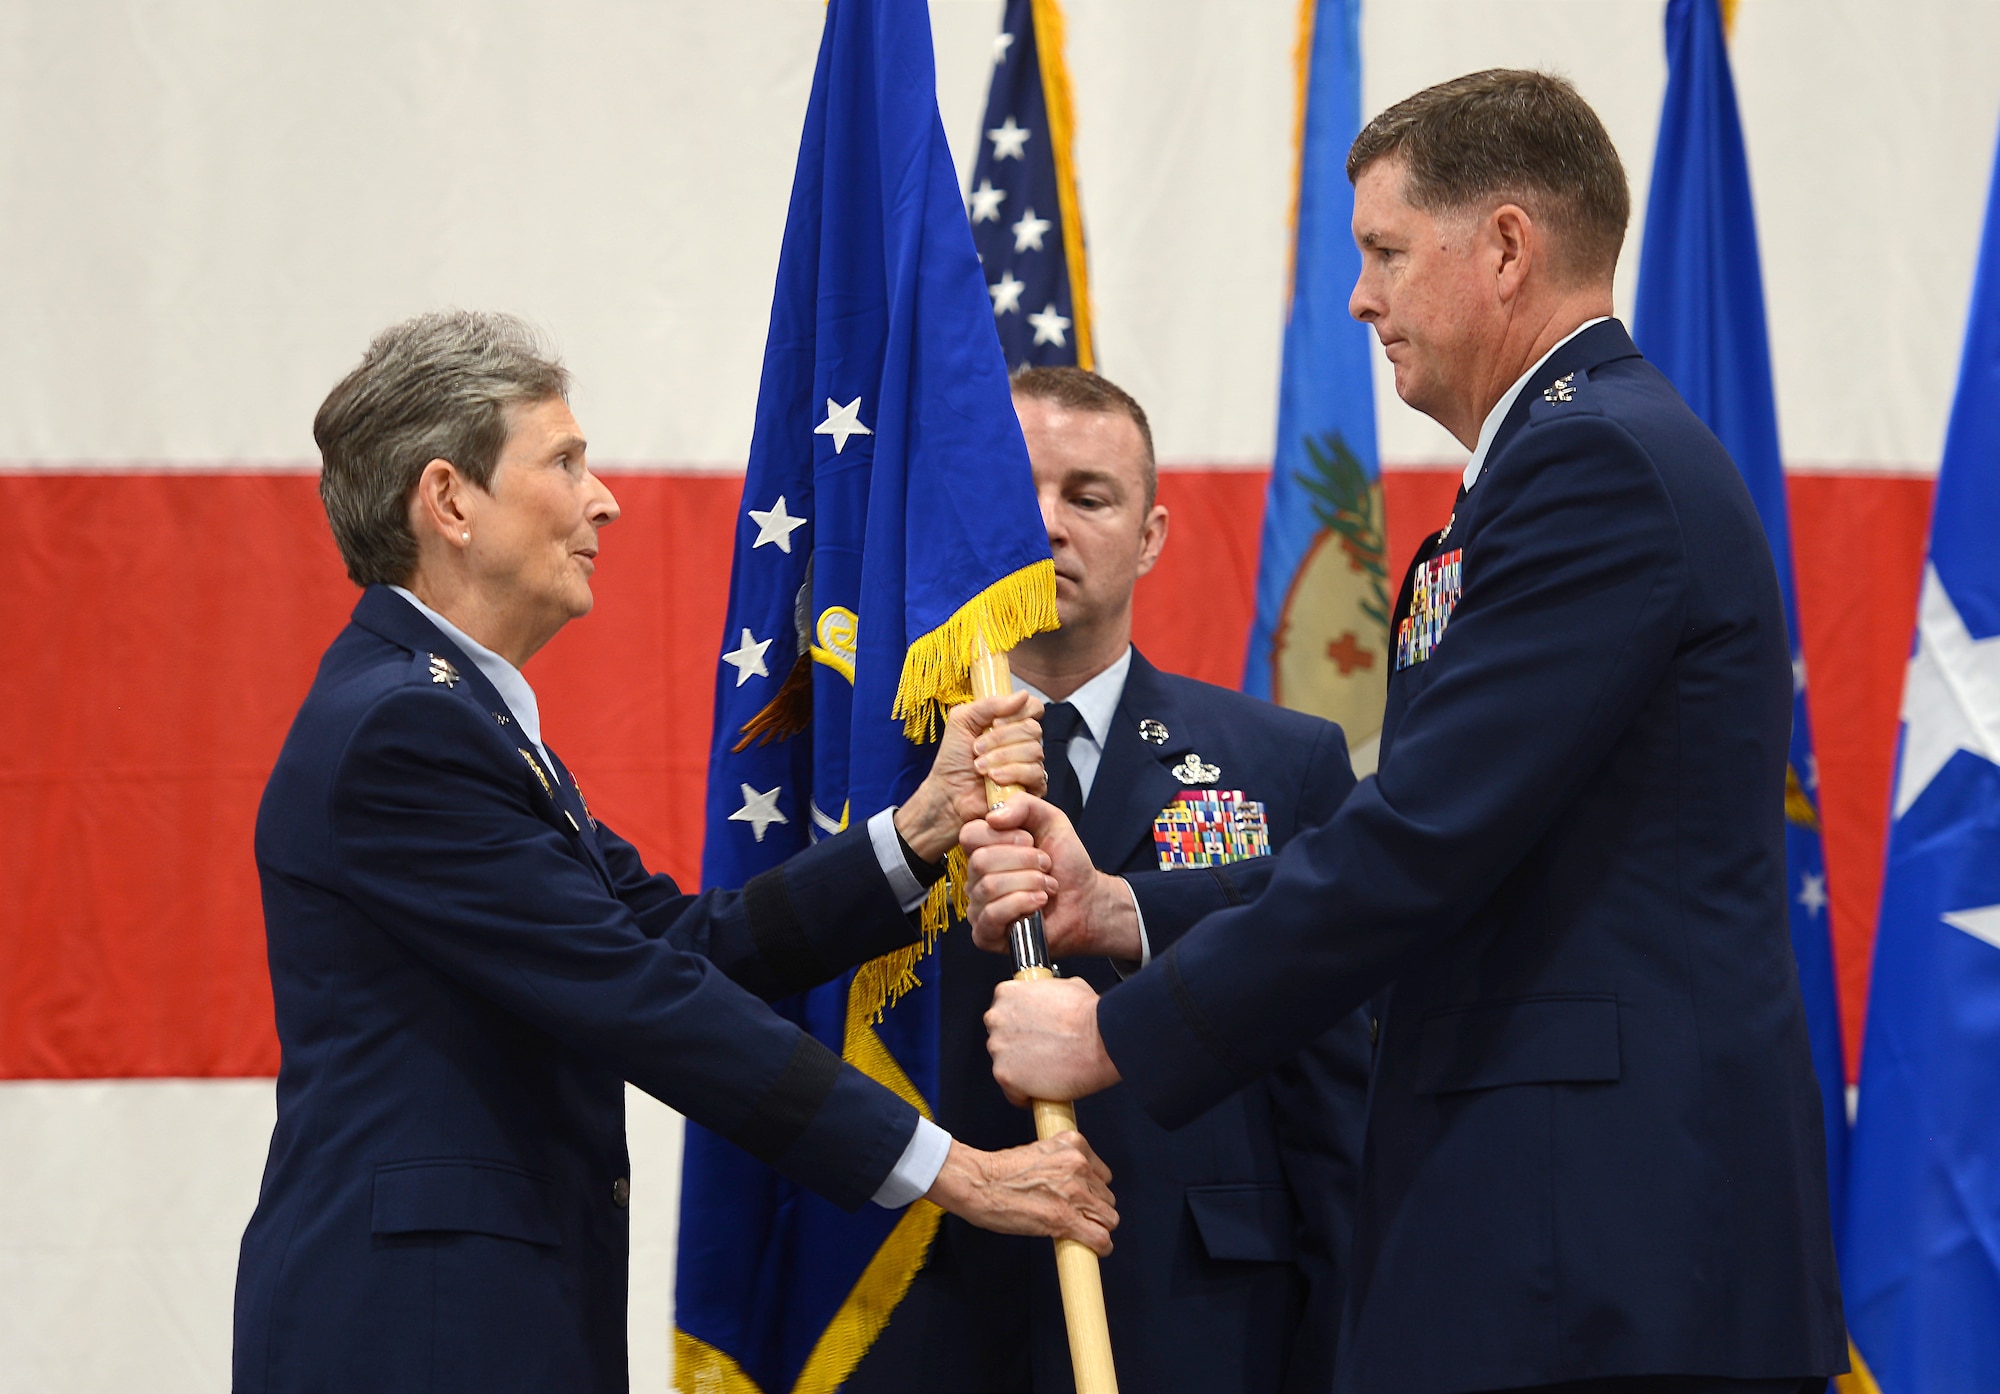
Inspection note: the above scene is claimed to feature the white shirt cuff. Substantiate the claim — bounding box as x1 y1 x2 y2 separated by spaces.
870 1115 953 1208
1111 876 1151 979
868 806 930 914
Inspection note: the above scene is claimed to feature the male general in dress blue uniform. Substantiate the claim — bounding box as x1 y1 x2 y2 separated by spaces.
846 368 1369 1394
232 311 1115 1394
972 73 1846 1394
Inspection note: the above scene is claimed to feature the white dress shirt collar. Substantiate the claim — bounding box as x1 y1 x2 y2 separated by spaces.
388 586 553 771
1462 316 1611 493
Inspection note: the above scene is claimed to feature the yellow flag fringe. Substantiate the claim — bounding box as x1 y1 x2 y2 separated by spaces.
1833 1339 1882 1394
674 1329 765 1394
789 1200 944 1394
1029 0 1094 370
892 558 1058 742
847 845 971 1026
759 552 1055 1389
784 977 948 1394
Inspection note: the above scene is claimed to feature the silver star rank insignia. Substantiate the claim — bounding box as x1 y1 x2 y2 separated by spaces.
1171 753 1221 785
428 654 460 687
1543 372 1576 404
1138 718 1169 745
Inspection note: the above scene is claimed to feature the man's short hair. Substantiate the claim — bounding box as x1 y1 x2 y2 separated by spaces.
1010 366 1157 508
1346 69 1630 284
315 310 570 587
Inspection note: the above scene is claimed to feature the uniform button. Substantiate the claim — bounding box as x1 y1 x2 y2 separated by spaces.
612 1176 631 1207
1368 1017 1380 1046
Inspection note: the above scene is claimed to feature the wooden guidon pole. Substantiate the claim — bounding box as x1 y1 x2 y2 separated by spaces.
968 638 1119 1394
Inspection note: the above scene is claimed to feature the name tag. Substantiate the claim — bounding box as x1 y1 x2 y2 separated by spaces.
1395 548 1463 671
1153 790 1271 870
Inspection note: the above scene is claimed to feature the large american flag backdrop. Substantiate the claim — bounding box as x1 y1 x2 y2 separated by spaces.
2 4 1994 1389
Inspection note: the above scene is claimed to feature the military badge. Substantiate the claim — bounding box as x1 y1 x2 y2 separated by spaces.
428 654 460 688
572 773 596 829
1153 790 1271 869
1137 718 1169 745
1394 547 1463 671
519 748 554 799
1543 372 1576 404
1171 753 1220 785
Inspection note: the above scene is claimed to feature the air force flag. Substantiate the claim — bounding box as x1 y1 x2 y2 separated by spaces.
674 1 1057 1389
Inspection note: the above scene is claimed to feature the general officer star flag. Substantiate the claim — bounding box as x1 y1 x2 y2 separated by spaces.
1841 115 2000 1394
1634 0 1848 1229
673 2 1057 1391
1242 0 1386 772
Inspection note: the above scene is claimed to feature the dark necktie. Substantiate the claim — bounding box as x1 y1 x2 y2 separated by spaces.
1041 700 1086 823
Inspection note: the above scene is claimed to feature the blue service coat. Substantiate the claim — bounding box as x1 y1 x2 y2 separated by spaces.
233 587 922 1393
1101 322 1847 1394
847 651 1368 1393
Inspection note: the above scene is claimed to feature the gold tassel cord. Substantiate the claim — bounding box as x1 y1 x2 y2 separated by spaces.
1030 0 1094 371
893 559 1059 742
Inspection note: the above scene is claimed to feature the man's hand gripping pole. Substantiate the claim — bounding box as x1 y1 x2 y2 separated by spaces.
970 637 1119 1394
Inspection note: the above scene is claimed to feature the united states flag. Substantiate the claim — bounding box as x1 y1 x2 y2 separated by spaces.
968 0 1092 369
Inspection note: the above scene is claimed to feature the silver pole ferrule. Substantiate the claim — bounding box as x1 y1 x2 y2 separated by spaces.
1009 911 1050 972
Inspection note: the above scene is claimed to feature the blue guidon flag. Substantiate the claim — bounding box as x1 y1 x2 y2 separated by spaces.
968 0 1092 370
1842 111 2000 1394
1241 0 1386 771
670 1 1058 1390
1634 0 1849 1233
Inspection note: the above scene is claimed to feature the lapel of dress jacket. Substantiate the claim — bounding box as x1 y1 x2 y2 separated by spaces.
1075 650 1192 874
1383 322 1646 761
538 746 613 883
350 587 614 885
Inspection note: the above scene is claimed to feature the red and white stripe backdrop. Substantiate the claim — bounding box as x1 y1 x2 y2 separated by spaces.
2 3 1995 1389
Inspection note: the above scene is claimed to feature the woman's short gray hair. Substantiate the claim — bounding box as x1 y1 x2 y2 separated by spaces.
315 310 570 587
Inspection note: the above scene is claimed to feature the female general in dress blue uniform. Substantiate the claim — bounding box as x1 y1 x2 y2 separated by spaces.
232 310 1114 1394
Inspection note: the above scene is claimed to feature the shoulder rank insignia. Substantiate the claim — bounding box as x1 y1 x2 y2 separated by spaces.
1542 372 1576 404
428 654 460 687
1170 752 1220 785
1153 789 1270 869
518 748 554 799
1138 718 1169 745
